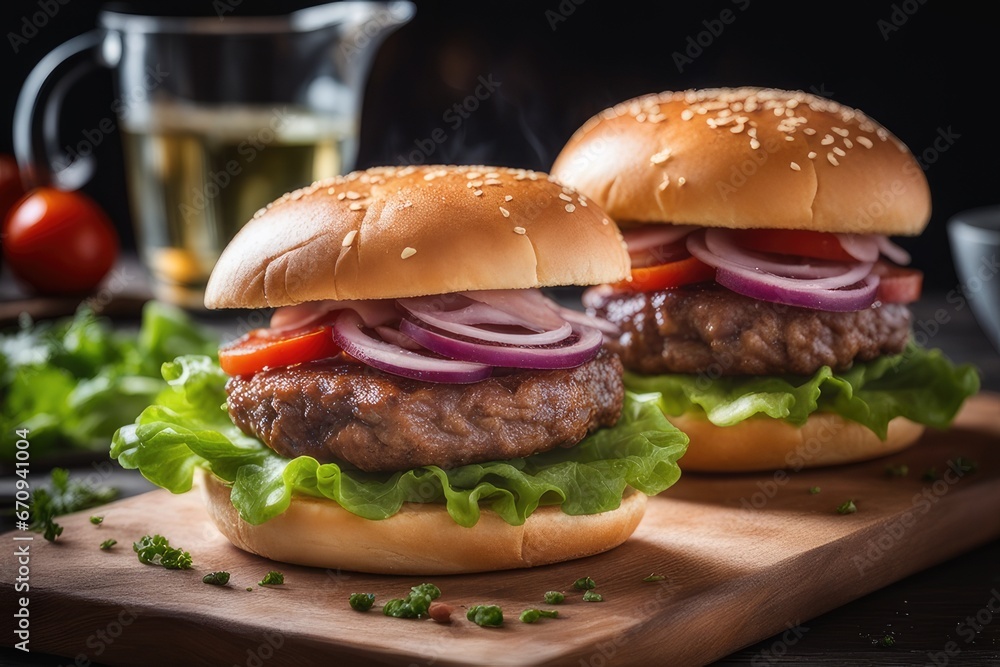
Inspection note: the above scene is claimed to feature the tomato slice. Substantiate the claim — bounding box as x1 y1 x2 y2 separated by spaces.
736 229 856 262
873 263 923 304
219 319 342 376
615 255 716 292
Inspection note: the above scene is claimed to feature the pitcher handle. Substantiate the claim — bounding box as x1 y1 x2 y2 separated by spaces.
13 29 114 190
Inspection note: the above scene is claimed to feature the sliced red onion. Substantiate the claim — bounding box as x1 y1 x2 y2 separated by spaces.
375 325 422 350
716 270 880 312
699 230 861 280
333 310 491 384
271 299 397 330
399 294 573 345
399 319 602 369
875 235 912 265
622 226 699 253
461 289 567 330
553 305 621 337
835 234 880 262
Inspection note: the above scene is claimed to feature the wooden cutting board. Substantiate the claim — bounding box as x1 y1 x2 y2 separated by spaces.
3 394 999 667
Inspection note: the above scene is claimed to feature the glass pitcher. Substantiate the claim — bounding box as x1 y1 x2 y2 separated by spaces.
14 2 414 308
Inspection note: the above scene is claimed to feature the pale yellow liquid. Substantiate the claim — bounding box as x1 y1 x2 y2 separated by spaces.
122 105 354 308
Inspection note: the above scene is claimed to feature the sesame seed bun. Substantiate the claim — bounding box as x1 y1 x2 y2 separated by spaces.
205 165 630 309
667 412 925 472
550 87 931 235
198 468 647 575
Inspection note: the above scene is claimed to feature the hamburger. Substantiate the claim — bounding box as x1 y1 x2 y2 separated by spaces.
112 165 687 574
551 88 979 472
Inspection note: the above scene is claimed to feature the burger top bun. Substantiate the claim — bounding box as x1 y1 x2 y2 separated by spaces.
551 87 931 236
205 165 630 309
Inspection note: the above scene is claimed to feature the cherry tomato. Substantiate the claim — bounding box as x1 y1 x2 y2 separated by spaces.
735 229 856 262
2 188 119 296
615 255 716 292
0 155 24 222
874 262 923 304
219 319 342 376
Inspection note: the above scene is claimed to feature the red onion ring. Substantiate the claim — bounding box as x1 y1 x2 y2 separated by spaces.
623 226 699 253
875 235 911 265
716 269 880 312
271 299 397 331
399 318 602 369
835 234 880 262
553 305 621 337
399 294 573 345
333 310 491 384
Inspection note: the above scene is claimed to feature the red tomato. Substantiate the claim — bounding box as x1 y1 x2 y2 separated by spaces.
219 321 342 376
736 229 856 262
0 156 24 222
615 255 716 292
2 188 119 296
874 263 923 304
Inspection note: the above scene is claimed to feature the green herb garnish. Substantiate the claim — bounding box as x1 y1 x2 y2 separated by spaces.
885 464 909 478
809 486 821 494
643 574 666 582
258 571 284 586
132 534 192 569
349 593 376 611
879 634 896 647
582 590 604 602
29 468 118 542
544 591 565 604
246 587 253 592
836 500 858 515
383 583 441 618
203 571 230 586
90 515 104 525
99 539 117 550
467 605 504 627
573 577 596 590
519 609 559 623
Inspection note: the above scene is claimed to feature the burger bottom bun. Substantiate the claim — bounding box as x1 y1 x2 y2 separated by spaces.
199 469 647 575
669 412 925 472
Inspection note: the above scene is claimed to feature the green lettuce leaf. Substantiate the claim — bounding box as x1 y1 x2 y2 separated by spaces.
625 344 980 438
112 356 688 527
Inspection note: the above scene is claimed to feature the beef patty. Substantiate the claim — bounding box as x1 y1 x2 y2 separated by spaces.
226 349 623 472
590 284 910 376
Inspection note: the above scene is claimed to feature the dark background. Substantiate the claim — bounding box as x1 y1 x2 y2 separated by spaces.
0 0 994 290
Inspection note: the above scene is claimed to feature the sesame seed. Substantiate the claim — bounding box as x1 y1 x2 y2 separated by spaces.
747 127 758 138
349 202 364 211
827 153 840 166
790 161 801 171
403 200 412 208
833 146 846 156
821 134 835 145
513 226 526 235
803 128 817 135
750 138 761 150
342 230 358 247
401 247 416 259
473 189 483 196
785 135 795 142
650 149 671 165
465 171 481 179
857 136 874 149
730 124 745 134
565 204 576 213
681 109 694 120
470 180 483 188
337 192 347 200
484 179 502 186
677 176 686 186
484 172 500 179
504 195 513 201
578 197 587 206
832 127 849 137
602 218 610 225
659 176 670 190
559 193 573 201
499 206 510 218
327 187 336 195
808 151 817 159
843 138 854 148
346 191 361 200
423 174 435 181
